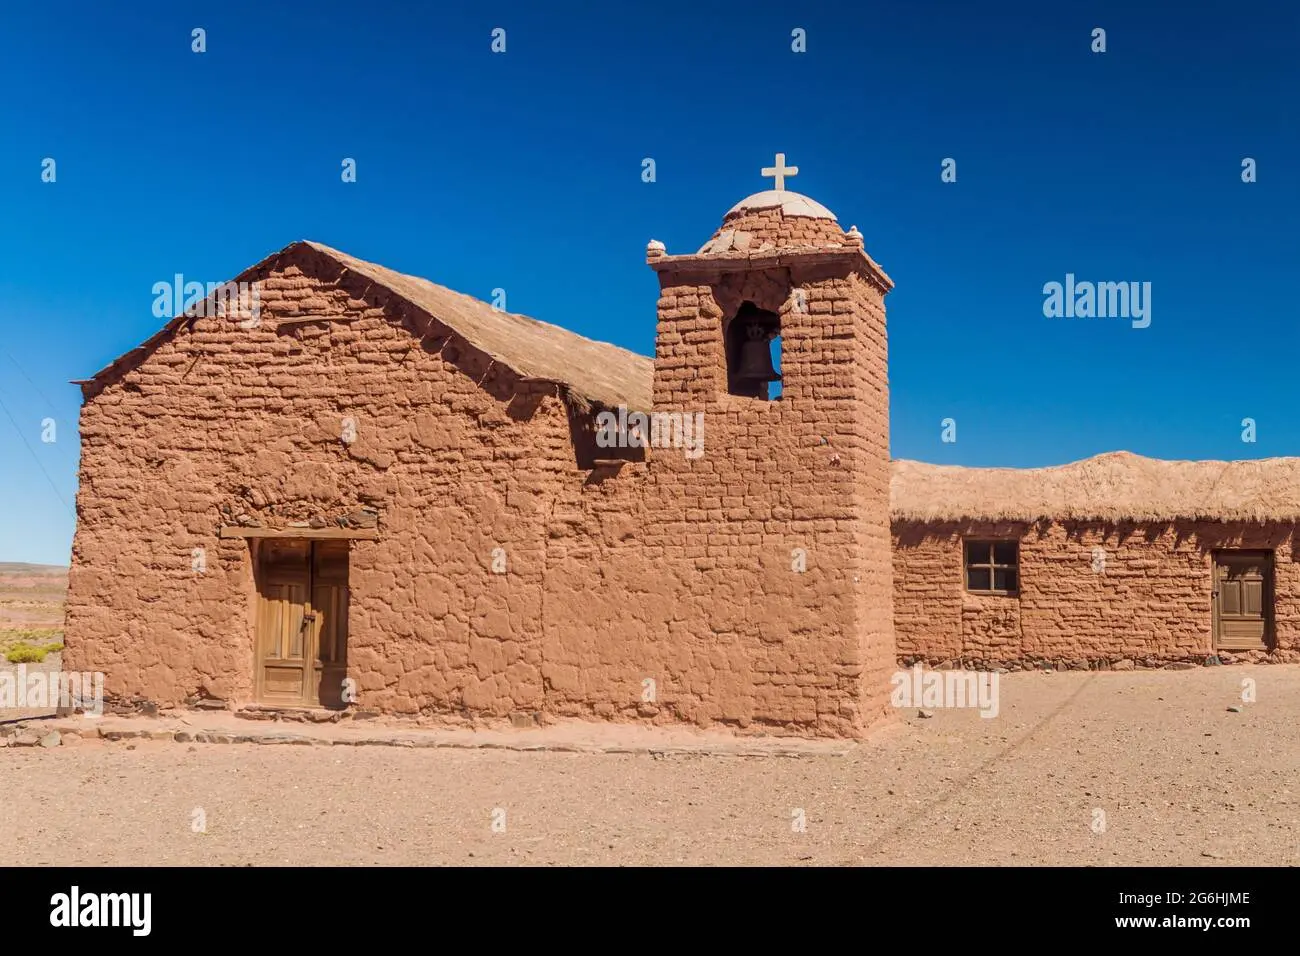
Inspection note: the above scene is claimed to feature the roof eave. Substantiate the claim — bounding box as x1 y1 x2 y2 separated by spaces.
647 246 893 293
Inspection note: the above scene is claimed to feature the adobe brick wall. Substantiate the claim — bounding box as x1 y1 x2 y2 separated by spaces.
66 248 574 716
845 272 896 725
64 240 896 737
893 519 1300 666
557 254 897 737
704 207 851 250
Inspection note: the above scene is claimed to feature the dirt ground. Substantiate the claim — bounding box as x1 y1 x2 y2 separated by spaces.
3 665 1297 866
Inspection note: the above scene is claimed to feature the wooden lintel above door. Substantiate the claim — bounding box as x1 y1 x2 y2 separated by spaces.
220 526 378 540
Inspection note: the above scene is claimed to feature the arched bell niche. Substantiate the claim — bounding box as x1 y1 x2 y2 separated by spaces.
724 301 782 400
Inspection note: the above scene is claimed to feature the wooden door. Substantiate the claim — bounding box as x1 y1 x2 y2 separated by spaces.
255 539 350 707
311 540 350 708
1212 551 1272 651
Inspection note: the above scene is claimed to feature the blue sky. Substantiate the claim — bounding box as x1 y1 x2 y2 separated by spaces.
0 0 1296 565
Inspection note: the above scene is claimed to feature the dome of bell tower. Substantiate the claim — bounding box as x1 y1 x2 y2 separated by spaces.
697 154 857 255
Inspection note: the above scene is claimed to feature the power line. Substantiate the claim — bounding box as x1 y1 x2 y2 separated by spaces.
0 387 74 515
4 351 60 416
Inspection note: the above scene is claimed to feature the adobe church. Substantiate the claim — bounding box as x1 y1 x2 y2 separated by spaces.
64 156 1300 737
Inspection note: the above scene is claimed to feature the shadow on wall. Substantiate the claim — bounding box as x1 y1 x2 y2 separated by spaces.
892 521 1030 549
893 519 1300 561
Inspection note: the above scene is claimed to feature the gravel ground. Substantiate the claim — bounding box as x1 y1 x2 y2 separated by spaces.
3 665 1298 866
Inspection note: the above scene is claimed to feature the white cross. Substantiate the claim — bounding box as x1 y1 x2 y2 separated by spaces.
761 153 798 191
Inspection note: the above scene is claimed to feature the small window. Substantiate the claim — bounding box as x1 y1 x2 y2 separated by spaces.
965 540 1019 594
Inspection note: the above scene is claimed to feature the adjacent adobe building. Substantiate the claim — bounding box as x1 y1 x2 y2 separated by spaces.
64 158 1299 738
891 454 1300 668
65 157 898 736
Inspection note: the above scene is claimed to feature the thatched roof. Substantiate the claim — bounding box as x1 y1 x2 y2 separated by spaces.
79 240 653 413
891 451 1300 523
295 242 652 412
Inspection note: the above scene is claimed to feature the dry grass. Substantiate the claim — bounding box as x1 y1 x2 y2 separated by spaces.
891 450 1300 523
4 640 64 663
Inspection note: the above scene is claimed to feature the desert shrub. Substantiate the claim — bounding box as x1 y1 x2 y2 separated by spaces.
4 641 63 663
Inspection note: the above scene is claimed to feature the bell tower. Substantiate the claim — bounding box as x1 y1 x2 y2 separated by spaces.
640 155 898 734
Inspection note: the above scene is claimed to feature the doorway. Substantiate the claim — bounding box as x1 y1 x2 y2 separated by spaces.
254 538 350 708
1212 551 1273 651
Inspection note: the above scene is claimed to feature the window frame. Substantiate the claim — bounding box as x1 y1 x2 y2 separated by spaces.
963 539 1020 596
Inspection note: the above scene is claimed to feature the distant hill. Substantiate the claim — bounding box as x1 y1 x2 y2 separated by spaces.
0 563 68 575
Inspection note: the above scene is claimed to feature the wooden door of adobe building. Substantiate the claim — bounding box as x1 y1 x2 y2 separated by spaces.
1212 550 1272 652
253 538 350 708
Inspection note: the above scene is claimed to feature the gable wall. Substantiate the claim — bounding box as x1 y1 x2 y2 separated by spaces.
65 257 580 714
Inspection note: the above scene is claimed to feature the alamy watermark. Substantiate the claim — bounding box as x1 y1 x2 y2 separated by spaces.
890 664 999 718
152 274 262 328
50 886 151 936
1042 274 1150 329
0 665 104 716
595 405 705 460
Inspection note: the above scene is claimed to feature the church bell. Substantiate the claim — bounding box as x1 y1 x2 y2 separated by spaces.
733 320 781 385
